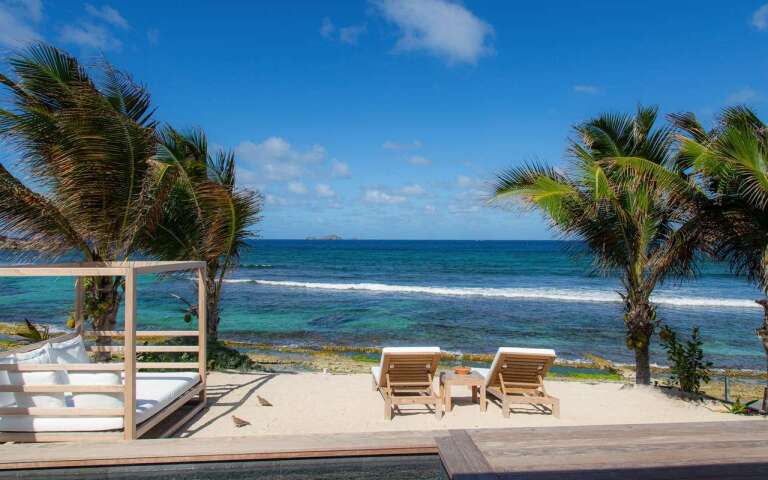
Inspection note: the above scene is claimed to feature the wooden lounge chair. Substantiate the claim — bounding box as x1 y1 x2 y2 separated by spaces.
371 347 442 420
473 347 559 418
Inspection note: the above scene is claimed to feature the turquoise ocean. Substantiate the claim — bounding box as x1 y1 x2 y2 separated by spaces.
0 240 765 369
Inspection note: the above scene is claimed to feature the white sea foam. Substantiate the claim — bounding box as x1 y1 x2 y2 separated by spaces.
224 279 760 309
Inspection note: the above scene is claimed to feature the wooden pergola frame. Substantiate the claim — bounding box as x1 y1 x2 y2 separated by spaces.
0 261 208 442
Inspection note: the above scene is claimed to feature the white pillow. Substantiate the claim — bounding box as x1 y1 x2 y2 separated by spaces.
49 335 90 365
0 355 16 408
8 345 66 408
68 371 123 409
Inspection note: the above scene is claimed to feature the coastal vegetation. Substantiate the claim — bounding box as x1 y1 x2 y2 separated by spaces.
0 45 165 357
0 44 261 359
492 106 701 384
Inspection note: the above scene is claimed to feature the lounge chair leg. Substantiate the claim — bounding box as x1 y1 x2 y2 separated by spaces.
551 398 560 418
502 397 510 418
384 399 392 420
372 376 377 392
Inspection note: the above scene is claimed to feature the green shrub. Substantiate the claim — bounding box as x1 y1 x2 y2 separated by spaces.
659 325 712 394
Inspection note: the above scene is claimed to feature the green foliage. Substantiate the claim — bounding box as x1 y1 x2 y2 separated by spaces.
350 354 379 363
14 319 49 343
659 325 713 394
145 127 263 339
562 371 622 381
724 397 759 415
137 337 255 372
492 106 702 384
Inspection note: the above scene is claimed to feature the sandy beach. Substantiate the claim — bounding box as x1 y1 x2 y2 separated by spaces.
179 371 756 438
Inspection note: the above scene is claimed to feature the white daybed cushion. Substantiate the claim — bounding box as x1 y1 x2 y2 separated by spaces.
0 371 200 432
476 347 557 387
49 335 90 364
49 335 123 409
0 345 66 408
371 346 440 385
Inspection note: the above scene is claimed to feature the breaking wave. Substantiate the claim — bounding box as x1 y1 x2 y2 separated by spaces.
223 279 759 309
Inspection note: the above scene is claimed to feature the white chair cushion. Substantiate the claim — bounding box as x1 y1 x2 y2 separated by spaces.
3 345 66 408
472 367 490 380
371 366 381 385
378 347 440 376
49 335 90 365
486 347 557 387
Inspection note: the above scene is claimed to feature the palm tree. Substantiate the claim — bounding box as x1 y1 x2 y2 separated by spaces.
671 106 768 400
492 106 703 384
146 127 262 340
0 44 170 355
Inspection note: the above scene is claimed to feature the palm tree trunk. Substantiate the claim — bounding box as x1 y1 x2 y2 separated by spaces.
625 292 657 385
755 299 768 412
635 342 651 385
89 277 122 362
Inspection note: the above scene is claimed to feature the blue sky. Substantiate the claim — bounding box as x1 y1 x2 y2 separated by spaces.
1 1 768 239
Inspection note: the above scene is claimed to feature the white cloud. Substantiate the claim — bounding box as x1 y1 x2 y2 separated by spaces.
382 139 422 151
573 84 600 94
331 159 351 178
147 28 159 44
315 183 336 197
408 155 431 166
339 24 366 45
424 204 437 214
320 17 335 38
288 181 308 195
85 4 129 29
458 175 483 188
59 22 122 51
401 184 425 196
364 189 406 204
265 193 287 206
726 87 760 104
0 0 42 48
753 4 768 30
373 0 494 64
236 137 326 181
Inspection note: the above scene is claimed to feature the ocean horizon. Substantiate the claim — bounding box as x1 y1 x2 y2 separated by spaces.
1 239 765 370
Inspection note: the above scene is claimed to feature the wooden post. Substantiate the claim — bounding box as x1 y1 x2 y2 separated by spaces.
197 266 207 403
74 278 85 333
723 374 729 403
123 268 137 440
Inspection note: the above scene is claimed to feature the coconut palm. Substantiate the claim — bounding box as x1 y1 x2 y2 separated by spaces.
671 106 768 398
492 106 704 384
0 44 170 353
146 127 262 339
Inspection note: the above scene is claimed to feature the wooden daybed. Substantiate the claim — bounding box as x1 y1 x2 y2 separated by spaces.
0 261 207 442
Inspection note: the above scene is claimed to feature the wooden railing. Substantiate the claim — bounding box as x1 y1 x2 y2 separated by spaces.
0 261 208 442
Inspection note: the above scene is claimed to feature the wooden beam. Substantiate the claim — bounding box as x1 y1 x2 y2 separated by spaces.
88 331 200 337
123 267 137 441
88 346 199 353
0 385 124 393
197 266 207 404
0 363 125 372
136 362 200 369
0 408 124 416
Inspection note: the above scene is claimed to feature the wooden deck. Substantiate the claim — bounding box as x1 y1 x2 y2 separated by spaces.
437 421 768 479
0 421 765 478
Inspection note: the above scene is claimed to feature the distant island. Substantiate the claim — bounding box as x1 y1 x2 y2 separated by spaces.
306 235 343 241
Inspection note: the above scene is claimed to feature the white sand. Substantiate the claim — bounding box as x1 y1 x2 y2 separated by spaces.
180 372 753 438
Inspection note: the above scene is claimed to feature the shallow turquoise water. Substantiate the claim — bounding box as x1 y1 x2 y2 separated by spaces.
0 240 765 369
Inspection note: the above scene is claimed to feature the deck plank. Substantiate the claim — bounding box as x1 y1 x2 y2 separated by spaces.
437 430 497 480
467 421 768 480
0 420 766 477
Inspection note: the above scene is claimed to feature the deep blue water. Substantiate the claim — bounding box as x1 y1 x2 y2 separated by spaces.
0 240 765 369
